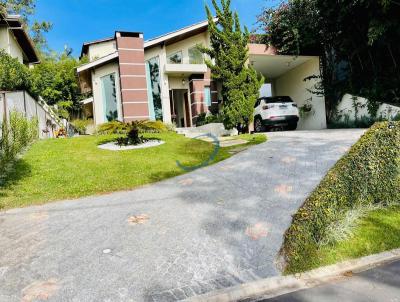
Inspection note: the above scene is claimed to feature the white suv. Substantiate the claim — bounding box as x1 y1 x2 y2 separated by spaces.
254 96 300 132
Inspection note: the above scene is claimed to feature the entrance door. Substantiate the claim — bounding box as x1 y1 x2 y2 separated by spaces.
184 92 191 127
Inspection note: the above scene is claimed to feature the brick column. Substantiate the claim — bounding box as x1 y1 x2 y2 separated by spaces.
189 70 219 125
116 32 149 122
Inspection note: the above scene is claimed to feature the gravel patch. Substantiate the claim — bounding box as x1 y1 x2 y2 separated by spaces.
98 140 165 151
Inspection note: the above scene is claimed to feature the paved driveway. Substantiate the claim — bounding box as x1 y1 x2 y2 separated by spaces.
0 129 364 302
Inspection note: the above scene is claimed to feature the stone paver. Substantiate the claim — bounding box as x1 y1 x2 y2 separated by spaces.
0 129 364 302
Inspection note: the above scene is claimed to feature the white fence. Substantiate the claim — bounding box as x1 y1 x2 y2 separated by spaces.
0 91 63 139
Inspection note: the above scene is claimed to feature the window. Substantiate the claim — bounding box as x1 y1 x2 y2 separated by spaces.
204 87 211 106
167 51 183 64
101 73 118 122
188 46 203 64
146 56 163 120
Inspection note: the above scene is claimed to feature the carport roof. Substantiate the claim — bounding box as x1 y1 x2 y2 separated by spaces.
248 44 318 80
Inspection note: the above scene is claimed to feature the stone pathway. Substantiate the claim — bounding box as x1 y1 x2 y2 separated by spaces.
0 129 364 302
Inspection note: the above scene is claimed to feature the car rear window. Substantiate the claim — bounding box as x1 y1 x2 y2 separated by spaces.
262 96 293 103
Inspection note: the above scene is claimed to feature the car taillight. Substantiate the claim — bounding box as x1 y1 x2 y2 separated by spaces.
292 104 298 107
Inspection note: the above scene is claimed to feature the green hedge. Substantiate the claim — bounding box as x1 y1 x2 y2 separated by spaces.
282 122 400 273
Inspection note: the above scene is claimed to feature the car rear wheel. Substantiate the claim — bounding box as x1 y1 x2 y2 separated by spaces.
254 117 264 133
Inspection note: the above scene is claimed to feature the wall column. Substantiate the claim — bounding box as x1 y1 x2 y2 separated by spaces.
116 32 149 122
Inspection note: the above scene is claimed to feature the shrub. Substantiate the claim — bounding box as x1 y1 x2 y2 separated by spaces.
0 111 38 176
97 120 168 135
71 119 92 135
0 50 31 91
196 113 224 127
282 122 400 273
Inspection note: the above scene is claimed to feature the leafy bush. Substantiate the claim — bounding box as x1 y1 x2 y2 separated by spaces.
0 111 39 176
97 121 129 134
0 49 31 91
97 120 169 135
71 119 92 135
282 122 400 273
116 127 148 146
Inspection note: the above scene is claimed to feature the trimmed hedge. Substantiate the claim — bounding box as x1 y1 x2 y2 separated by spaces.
282 122 400 273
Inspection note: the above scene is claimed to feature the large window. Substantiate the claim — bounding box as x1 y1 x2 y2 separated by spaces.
167 51 183 64
189 46 204 64
204 87 211 106
101 73 118 122
146 56 163 120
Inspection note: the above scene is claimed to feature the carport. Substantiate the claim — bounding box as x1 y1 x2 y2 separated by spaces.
249 44 327 130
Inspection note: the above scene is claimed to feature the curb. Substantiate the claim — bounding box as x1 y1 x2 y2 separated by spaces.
187 248 400 302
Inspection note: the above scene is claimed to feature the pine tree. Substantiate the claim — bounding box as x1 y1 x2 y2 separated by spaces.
201 0 263 131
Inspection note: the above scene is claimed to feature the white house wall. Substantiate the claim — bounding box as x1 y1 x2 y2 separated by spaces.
91 61 122 125
0 27 24 63
165 32 209 63
274 58 327 130
88 40 116 61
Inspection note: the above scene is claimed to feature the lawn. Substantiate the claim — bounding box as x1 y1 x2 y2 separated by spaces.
293 206 400 272
0 132 266 209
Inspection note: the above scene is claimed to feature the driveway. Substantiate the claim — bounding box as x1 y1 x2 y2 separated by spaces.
0 129 364 302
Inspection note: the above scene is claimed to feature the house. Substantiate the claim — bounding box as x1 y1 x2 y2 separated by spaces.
0 13 39 65
77 20 327 130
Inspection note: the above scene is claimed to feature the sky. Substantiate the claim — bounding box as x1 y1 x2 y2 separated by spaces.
33 0 279 57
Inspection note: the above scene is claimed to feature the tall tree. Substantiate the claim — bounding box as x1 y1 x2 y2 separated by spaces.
0 0 52 52
201 0 264 131
29 52 88 119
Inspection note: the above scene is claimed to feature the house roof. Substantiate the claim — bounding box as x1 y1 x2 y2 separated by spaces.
76 51 119 73
80 37 114 58
144 18 216 50
0 13 40 64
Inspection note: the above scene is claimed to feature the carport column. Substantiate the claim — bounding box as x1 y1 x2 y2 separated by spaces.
159 44 172 124
116 32 149 122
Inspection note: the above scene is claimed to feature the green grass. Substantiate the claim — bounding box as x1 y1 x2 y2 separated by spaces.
291 206 400 272
0 132 266 209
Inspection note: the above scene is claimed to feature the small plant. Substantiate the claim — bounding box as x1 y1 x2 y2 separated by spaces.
0 110 38 176
71 119 92 135
116 126 148 146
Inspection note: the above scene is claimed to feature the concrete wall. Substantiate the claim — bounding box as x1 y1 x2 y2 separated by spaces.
337 94 400 120
0 26 24 63
91 61 122 125
274 58 327 130
88 40 116 61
